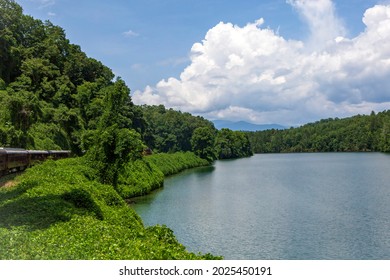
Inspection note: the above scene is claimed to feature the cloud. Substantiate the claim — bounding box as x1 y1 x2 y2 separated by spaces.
133 2 390 126
287 0 347 49
29 0 55 9
123 30 139 38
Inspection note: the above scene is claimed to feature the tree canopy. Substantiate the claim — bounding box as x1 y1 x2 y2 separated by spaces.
0 0 253 179
246 110 390 153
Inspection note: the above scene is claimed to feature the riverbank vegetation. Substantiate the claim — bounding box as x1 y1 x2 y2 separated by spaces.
247 110 390 153
4 0 389 260
116 152 209 199
0 0 252 161
0 0 234 260
145 152 209 177
0 156 220 259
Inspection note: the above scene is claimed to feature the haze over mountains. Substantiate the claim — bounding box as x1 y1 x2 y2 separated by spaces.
212 120 285 131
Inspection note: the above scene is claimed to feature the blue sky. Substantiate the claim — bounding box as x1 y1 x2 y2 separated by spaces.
16 0 390 125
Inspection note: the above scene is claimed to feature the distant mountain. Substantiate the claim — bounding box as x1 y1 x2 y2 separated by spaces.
212 120 285 131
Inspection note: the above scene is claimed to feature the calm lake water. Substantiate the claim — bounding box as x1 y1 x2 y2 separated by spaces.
132 153 390 259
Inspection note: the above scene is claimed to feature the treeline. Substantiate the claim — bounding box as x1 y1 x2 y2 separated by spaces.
247 110 390 153
0 1 224 260
0 1 252 167
141 105 253 161
0 0 133 154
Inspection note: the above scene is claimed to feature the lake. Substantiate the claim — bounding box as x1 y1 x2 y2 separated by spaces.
131 153 390 259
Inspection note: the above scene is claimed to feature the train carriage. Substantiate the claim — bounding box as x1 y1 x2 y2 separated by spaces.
0 148 71 177
0 149 7 176
47 150 71 160
27 150 50 165
0 148 29 175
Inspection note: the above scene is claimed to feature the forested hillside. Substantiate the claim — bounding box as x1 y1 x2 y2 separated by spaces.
0 0 225 260
247 111 390 153
141 105 253 160
0 0 144 155
0 0 252 162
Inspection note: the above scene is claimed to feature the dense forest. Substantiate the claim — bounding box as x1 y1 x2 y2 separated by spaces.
247 110 390 153
0 0 252 170
141 105 253 161
0 0 226 260
1 0 390 261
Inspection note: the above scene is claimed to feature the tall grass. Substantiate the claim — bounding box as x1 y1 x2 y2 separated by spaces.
116 152 210 199
145 152 210 177
116 159 164 198
0 157 219 259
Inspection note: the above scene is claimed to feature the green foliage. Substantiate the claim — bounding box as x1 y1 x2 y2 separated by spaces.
1 1 253 162
140 105 216 153
28 122 69 150
116 158 164 198
0 0 116 151
0 78 5 90
86 125 144 185
115 152 209 199
214 128 253 159
61 188 103 220
85 79 144 186
0 157 219 259
247 110 390 153
191 126 217 162
144 152 210 177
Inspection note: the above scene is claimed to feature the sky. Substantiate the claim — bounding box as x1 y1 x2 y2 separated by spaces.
16 0 390 126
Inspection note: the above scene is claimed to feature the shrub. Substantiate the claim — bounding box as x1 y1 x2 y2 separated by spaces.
0 156 218 259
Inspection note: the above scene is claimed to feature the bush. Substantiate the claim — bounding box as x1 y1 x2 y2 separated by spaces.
0 156 218 259
116 159 164 198
145 152 209 177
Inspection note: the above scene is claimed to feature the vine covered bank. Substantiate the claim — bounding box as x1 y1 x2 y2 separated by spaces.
0 153 219 259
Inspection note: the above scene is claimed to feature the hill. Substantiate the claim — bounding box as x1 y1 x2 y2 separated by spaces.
246 111 390 153
0 0 251 162
213 120 285 131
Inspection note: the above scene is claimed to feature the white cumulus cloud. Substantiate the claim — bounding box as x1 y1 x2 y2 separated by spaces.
133 1 390 126
287 0 347 49
123 30 139 38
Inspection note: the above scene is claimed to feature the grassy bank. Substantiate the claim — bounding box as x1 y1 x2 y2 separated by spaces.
116 152 210 198
0 155 218 259
145 152 210 176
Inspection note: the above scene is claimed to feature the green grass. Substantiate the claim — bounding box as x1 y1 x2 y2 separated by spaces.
116 158 164 198
0 157 220 259
145 152 210 177
116 152 210 199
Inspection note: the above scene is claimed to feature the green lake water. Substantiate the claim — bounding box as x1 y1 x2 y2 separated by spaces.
132 153 390 259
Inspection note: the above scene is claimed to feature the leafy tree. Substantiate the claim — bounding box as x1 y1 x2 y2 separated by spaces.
380 115 390 152
0 0 118 152
0 0 24 83
246 110 390 153
191 126 216 162
140 105 216 153
214 128 252 159
86 79 144 186
0 78 5 89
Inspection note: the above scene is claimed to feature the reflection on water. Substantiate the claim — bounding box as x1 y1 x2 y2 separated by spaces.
132 153 390 259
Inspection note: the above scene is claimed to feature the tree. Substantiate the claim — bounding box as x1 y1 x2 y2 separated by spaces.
191 126 216 162
214 129 253 159
86 79 144 186
0 0 24 83
380 115 390 152
140 105 215 153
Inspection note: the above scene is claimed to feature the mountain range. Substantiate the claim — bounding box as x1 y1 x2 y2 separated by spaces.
212 120 285 131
